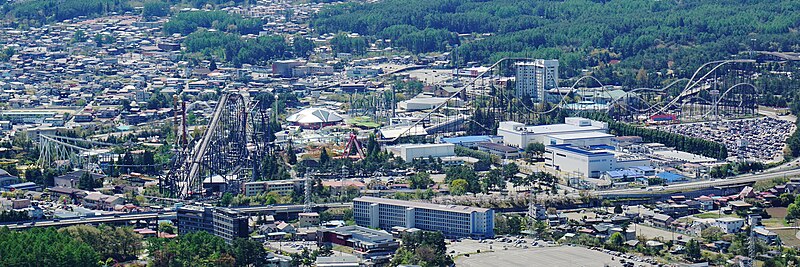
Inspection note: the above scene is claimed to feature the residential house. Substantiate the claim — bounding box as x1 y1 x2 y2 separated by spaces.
754 227 779 244
650 213 674 228
713 217 745 234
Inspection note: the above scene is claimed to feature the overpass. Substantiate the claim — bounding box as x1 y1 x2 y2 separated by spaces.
0 211 176 230
596 167 800 198
0 203 352 230
232 203 351 216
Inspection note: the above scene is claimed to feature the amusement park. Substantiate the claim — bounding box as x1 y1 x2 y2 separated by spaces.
25 55 797 201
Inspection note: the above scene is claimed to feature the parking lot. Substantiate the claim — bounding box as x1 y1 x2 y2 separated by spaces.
265 240 318 254
655 117 794 162
455 244 658 267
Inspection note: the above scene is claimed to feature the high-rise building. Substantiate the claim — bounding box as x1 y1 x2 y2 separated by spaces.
177 205 249 243
515 59 559 100
353 197 494 239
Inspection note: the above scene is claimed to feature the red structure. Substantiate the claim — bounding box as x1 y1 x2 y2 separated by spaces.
648 114 678 125
339 133 365 160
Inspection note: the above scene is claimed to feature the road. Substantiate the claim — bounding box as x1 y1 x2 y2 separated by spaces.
596 167 800 197
0 203 352 230
0 211 176 230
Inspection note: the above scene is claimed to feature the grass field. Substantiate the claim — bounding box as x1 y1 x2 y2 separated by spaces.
763 207 789 228
694 212 731 219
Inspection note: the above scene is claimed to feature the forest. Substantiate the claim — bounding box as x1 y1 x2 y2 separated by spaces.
0 225 276 267
313 0 800 84
182 29 298 67
163 10 263 35
1 0 131 25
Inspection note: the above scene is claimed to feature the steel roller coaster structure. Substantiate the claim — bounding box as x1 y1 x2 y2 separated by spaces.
386 58 760 141
33 57 762 199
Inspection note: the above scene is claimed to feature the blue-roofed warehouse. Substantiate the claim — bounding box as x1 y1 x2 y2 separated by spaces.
657 172 687 183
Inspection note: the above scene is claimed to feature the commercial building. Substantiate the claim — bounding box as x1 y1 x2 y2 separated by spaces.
353 196 494 239
397 97 462 111
545 144 650 178
498 117 608 148
291 63 334 77
515 59 558 100
318 225 399 260
713 217 745 234
82 192 124 210
286 107 344 129
386 143 455 162
0 110 57 124
241 179 304 197
0 169 20 187
177 205 249 242
442 135 502 149
272 59 304 77
476 142 521 159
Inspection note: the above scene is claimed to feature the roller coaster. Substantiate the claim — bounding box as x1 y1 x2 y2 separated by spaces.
161 92 278 198
384 58 760 141
156 57 760 198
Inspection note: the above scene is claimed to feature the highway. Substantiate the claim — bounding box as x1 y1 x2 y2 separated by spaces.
0 203 352 230
0 211 176 230
596 167 800 197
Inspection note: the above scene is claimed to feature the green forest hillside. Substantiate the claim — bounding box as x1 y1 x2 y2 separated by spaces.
313 0 800 81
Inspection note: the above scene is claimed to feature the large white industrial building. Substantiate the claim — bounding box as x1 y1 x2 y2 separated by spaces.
386 143 455 162
498 117 609 148
544 144 651 178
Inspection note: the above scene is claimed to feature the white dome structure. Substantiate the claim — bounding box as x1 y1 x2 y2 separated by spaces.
286 107 344 128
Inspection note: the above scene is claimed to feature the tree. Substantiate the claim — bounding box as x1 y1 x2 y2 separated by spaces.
445 165 480 193
319 147 330 166
613 204 623 214
409 172 433 189
293 37 315 57
220 192 234 207
787 195 800 221
525 142 546 160
502 163 519 181
390 231 453 267
700 227 723 242
685 239 702 262
482 169 505 191
77 171 101 190
142 0 170 18
0 227 100 266
60 225 142 262
449 179 468 195
72 30 87 43
231 238 267 267
24 167 43 184
605 232 625 251
158 222 176 234
286 144 297 165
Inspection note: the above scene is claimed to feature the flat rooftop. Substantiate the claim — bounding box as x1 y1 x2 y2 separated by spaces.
354 196 490 213
442 135 497 144
652 150 717 163
547 144 612 157
547 131 614 140
526 123 602 134
327 225 394 243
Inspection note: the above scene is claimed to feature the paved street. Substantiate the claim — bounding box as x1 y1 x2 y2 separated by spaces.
456 245 655 267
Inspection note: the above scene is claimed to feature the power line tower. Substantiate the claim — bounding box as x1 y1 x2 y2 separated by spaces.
747 226 756 267
304 171 313 213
